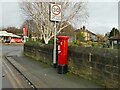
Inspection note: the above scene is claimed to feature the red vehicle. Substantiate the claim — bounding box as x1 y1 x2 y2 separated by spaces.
11 38 23 43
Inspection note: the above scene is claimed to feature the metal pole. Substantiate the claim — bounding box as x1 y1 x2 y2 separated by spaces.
53 21 57 67
53 0 57 68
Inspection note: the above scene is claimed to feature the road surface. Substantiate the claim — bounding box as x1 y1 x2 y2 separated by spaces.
2 45 31 88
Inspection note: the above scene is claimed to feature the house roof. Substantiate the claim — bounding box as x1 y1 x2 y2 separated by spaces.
86 30 96 36
74 29 96 36
74 29 80 32
109 34 120 41
0 31 21 38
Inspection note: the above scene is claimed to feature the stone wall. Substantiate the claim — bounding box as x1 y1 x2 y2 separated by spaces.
24 44 120 88
24 44 53 65
68 46 119 88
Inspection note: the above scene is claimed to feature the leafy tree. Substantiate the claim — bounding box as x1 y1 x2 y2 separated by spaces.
96 34 105 42
77 31 85 42
108 27 119 38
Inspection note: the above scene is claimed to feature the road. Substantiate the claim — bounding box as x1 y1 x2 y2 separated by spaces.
2 45 31 88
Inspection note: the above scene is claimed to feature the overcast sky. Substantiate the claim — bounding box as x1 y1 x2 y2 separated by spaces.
1 2 24 28
0 0 119 35
85 2 118 34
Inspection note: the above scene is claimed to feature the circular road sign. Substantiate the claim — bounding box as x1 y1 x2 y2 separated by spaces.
52 4 61 16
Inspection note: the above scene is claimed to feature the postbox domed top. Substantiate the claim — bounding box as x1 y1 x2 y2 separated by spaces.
57 36 69 40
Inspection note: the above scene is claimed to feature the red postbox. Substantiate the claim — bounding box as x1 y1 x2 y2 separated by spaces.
57 36 69 74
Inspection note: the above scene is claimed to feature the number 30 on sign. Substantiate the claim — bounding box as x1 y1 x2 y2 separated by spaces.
50 4 61 22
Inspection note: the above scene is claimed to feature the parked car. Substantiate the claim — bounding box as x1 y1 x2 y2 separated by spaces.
14 38 23 43
4 39 10 43
10 38 15 43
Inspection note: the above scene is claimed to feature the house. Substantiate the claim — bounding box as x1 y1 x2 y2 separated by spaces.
109 33 120 49
74 26 97 42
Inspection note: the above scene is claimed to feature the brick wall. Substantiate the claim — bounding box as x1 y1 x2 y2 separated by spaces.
24 44 120 88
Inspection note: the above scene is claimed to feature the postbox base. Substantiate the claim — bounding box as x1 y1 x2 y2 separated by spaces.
53 63 57 68
58 64 68 74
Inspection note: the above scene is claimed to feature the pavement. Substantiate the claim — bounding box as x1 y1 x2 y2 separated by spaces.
5 50 102 88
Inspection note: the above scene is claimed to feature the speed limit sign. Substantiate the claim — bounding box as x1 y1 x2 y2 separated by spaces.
50 4 61 22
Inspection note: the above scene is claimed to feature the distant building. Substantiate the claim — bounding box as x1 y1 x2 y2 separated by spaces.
0 31 22 43
74 26 97 41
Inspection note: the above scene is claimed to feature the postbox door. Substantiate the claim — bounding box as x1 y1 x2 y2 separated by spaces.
62 40 68 64
58 40 63 65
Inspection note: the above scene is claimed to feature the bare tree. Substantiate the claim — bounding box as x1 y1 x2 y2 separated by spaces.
20 1 88 44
